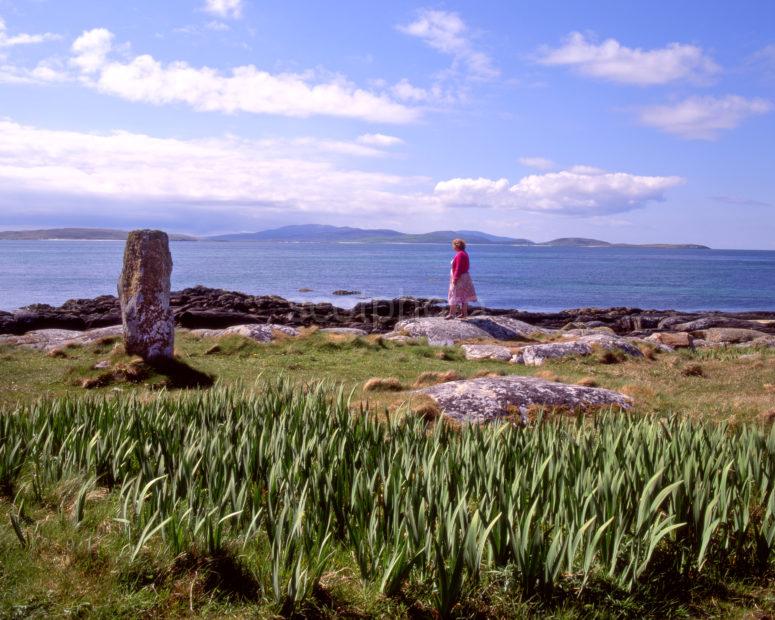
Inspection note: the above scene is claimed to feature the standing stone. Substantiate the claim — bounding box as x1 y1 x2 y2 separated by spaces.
118 230 174 363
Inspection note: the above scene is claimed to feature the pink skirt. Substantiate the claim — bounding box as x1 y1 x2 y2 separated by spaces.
448 271 477 305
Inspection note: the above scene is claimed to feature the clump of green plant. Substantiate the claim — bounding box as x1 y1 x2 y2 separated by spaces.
1 382 774 617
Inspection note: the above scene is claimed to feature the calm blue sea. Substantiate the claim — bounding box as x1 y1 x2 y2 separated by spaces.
1 240 774 312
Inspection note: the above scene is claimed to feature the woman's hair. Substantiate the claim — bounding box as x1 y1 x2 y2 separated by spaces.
452 238 466 250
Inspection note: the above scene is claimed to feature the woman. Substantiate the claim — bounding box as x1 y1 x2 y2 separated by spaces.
446 238 477 319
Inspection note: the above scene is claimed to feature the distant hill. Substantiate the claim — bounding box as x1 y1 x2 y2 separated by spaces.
207 225 709 248
0 228 197 241
0 226 710 249
208 225 535 245
207 224 405 243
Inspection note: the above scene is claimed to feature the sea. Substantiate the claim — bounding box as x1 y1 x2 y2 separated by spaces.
1 240 774 313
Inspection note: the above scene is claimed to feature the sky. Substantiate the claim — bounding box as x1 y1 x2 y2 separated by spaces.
0 0 774 248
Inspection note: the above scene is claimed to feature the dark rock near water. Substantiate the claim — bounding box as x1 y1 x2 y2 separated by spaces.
3 285 774 339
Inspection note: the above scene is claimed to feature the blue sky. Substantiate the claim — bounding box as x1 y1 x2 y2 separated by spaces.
0 0 773 248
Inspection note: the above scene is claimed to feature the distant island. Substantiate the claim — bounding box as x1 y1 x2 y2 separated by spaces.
0 228 197 241
0 226 710 249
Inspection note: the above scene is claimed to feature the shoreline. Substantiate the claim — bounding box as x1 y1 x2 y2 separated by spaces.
2 285 774 338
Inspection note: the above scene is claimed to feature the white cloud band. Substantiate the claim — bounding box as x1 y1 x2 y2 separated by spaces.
638 95 772 139
434 168 684 214
538 32 719 85
67 28 418 123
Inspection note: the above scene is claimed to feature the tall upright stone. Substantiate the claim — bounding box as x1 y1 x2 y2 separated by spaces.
118 230 174 363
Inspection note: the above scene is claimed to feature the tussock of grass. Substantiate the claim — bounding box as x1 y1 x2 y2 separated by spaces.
412 370 462 387
363 377 403 392
636 342 659 360
576 376 598 387
681 363 705 377
594 347 627 364
536 370 562 382
408 395 442 422
472 369 507 378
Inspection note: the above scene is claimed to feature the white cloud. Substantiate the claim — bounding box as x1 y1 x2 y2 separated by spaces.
518 156 555 170
357 133 404 147
0 16 59 48
434 168 683 215
392 78 431 102
638 95 772 139
203 0 243 20
0 120 427 221
538 32 719 85
399 9 499 80
70 28 113 73
66 28 417 123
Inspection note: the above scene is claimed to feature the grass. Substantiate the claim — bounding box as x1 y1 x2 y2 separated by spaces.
0 328 774 617
1 381 773 619
0 330 773 423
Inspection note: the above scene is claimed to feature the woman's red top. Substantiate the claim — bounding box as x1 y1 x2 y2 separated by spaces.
451 250 470 281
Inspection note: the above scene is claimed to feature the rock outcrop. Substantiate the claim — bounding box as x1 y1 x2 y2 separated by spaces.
694 327 770 344
118 230 175 363
0 325 123 351
189 324 299 342
515 334 643 366
318 327 369 336
646 332 694 348
392 316 551 345
461 344 514 361
417 376 632 424
3 286 775 341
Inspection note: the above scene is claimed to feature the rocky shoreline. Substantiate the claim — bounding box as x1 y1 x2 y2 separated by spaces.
2 285 775 338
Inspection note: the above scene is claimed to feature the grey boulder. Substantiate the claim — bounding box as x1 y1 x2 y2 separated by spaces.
672 317 771 332
318 327 369 336
517 334 643 366
392 316 551 345
417 375 632 424
461 344 513 361
0 325 123 351
695 327 770 344
189 324 299 342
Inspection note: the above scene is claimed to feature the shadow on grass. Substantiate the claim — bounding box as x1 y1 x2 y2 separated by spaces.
149 358 215 389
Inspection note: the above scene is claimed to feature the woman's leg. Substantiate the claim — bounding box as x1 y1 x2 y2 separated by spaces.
460 302 468 318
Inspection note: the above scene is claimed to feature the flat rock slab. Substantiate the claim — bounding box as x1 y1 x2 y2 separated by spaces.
695 327 770 344
417 376 632 423
561 327 616 336
671 317 772 332
646 332 694 349
736 336 775 348
189 324 299 342
461 344 513 361
318 327 369 336
392 316 552 345
0 325 123 351
516 334 643 366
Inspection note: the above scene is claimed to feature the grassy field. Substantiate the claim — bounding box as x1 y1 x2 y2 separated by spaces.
1 331 774 618
1 329 774 421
